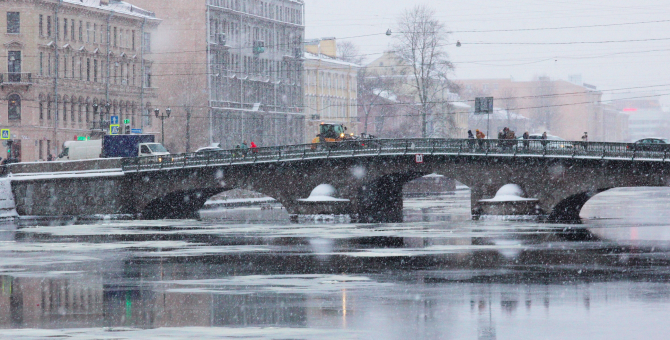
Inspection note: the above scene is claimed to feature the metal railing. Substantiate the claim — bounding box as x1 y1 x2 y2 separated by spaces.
121 138 669 172
0 72 32 84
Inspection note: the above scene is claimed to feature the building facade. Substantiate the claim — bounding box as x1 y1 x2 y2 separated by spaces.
457 77 630 142
131 0 305 152
0 0 159 162
303 38 358 143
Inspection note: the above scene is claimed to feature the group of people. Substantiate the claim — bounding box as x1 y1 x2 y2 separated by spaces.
234 141 258 157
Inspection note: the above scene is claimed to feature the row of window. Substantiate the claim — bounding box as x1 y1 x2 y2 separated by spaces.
36 13 148 51
304 95 357 119
209 17 301 54
211 50 301 82
37 51 151 87
304 70 356 91
209 0 303 25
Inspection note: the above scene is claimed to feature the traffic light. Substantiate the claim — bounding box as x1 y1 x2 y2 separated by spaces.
125 125 130 134
6 140 13 154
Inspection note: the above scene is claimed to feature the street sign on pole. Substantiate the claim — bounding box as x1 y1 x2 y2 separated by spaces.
110 115 119 125
474 97 494 115
131 128 143 134
0 129 9 140
415 154 424 163
475 97 494 139
110 124 120 135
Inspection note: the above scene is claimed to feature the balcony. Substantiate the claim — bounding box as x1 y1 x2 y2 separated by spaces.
0 73 32 89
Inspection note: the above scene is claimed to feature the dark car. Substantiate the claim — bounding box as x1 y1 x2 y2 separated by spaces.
629 138 670 152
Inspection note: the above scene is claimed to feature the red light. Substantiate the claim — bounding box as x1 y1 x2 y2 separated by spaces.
622 108 637 112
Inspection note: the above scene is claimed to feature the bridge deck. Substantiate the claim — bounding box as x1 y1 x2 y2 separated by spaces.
121 139 670 173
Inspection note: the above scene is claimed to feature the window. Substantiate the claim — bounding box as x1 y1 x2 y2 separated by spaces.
8 51 21 81
7 12 19 34
93 23 97 43
86 22 90 42
8 94 21 120
144 66 152 87
113 27 117 47
63 56 67 78
71 19 75 40
39 15 43 36
79 21 83 41
86 58 90 81
39 101 44 120
39 52 43 76
47 16 51 37
143 32 151 52
63 18 68 39
132 30 135 50
94 59 98 82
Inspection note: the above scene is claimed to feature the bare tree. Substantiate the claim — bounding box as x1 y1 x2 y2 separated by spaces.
357 68 399 135
394 5 454 137
337 41 365 65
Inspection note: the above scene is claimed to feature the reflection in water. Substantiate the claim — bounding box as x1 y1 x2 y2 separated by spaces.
1 188 670 338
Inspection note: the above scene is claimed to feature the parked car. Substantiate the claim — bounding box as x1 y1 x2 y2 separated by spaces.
194 144 225 160
517 133 573 149
628 138 670 151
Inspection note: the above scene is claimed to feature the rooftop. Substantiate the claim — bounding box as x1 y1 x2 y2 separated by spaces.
62 0 158 19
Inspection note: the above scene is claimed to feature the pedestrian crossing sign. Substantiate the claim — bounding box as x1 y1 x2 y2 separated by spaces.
0 129 9 140
110 124 120 135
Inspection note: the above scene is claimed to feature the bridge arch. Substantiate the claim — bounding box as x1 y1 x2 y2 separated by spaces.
548 188 612 222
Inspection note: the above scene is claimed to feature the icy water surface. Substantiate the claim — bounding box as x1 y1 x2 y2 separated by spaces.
1 188 670 339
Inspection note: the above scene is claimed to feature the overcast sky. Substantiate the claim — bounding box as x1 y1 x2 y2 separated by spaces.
305 0 670 105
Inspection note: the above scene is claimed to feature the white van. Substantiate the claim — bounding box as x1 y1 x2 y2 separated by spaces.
57 139 102 161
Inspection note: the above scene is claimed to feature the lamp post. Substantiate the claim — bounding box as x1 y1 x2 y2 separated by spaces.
104 102 111 128
154 107 171 145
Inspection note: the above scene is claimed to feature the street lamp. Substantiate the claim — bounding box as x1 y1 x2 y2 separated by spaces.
154 107 171 145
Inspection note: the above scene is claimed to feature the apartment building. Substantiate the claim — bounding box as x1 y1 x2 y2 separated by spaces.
303 38 358 143
0 0 159 161
131 0 305 151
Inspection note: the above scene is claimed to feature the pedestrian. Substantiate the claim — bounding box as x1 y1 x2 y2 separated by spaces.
476 129 485 149
523 131 530 150
541 131 548 148
581 132 588 151
47 153 53 162
467 130 475 149
240 140 249 158
497 130 504 148
250 141 258 153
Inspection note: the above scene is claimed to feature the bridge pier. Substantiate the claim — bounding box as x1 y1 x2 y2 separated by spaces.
354 174 417 223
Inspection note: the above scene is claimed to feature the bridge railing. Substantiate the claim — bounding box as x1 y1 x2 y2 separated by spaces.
120 138 669 172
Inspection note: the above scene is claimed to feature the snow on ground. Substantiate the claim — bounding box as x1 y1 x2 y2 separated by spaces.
0 327 365 340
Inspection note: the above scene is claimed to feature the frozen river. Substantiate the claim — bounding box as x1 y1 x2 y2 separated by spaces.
1 187 670 339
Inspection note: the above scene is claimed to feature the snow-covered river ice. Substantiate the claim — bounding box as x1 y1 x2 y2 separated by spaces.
1 187 670 339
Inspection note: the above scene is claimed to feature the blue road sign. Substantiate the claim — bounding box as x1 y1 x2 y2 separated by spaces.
0 129 9 140
131 128 143 134
110 124 120 135
110 115 119 125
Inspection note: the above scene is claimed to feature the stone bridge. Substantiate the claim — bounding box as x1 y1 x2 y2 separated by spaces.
8 139 670 222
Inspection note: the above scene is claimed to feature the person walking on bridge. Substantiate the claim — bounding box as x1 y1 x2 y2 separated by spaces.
581 132 589 151
476 129 485 149
523 131 530 150
467 130 475 149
